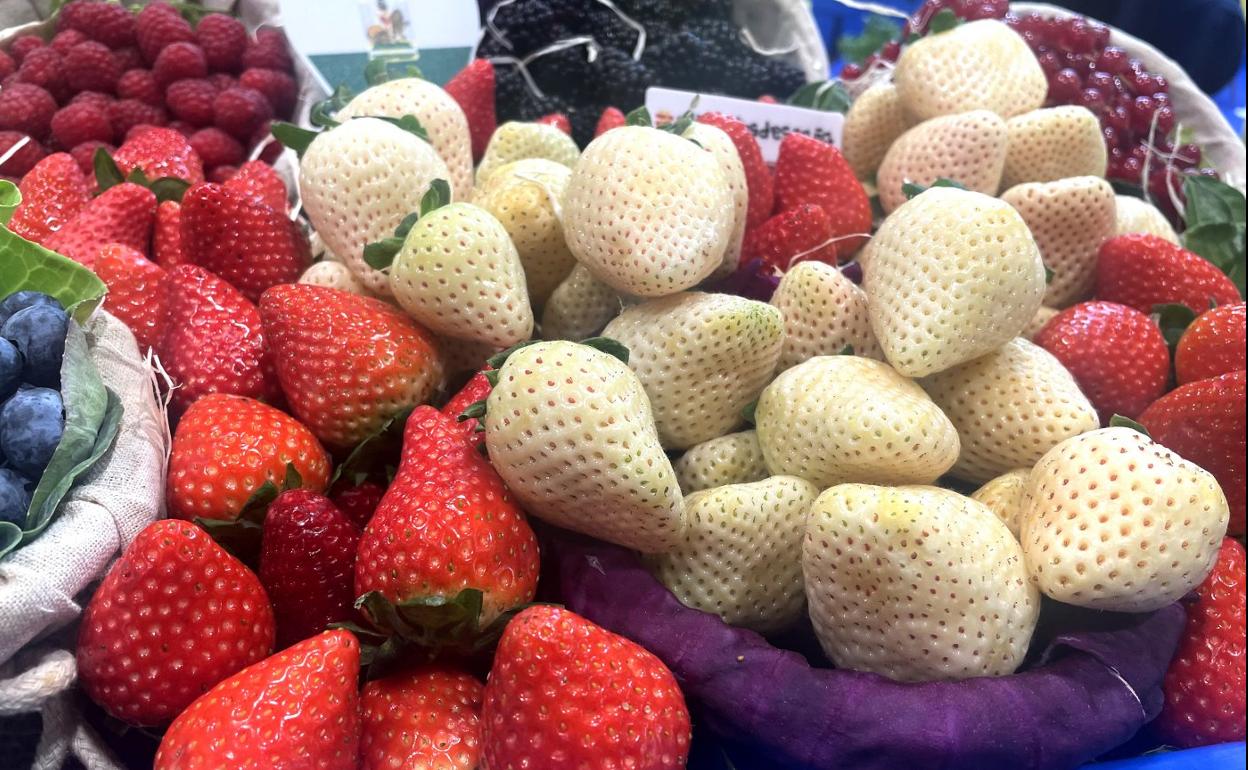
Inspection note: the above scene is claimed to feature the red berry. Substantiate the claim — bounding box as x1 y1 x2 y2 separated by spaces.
0 50 14 79
213 86 273 139
188 127 244 168
0 131 47 177
239 68 297 118
116 68 162 106
111 46 144 71
9 35 46 66
165 77 217 126
206 164 238 183
0 83 57 139
880 40 902 62
1095 45 1129 73
51 102 114 148
1048 67 1082 103
107 98 167 140
69 140 113 174
62 0 137 50
1036 49 1061 77
1077 87 1106 113
50 29 89 55
1097 234 1242 314
64 41 123 94
68 90 113 110
136 2 194 64
167 120 195 137
330 482 385 530
840 62 863 80
242 28 293 72
196 13 248 74
207 72 236 91
152 41 207 88
17 47 68 102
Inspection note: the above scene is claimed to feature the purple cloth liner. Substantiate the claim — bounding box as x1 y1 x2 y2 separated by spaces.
548 530 1187 770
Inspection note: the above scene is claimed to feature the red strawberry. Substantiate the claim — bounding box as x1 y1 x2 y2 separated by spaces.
136 2 194 64
153 199 187 268
745 202 838 272
44 182 155 268
758 94 779 104
213 85 273 139
360 667 484 770
772 132 872 261
1096 234 1242 314
595 105 626 137
152 40 207 88
1154 538 1246 747
69 139 113 175
444 58 495 161
180 182 308 301
116 68 162 106
0 49 14 79
259 489 359 648
168 393 331 521
7 36 45 66
96 243 168 349
50 29 89 55
50 102 114 148
330 481 385 530
482 606 692 770
258 284 445 449
354 406 540 630
239 67 296 119
63 41 122 93
536 112 572 134
0 83 57 139
154 630 360 770
195 13 247 74
441 370 492 448
222 159 287 211
17 48 68 101
158 265 282 416
7 152 90 243
1140 370 1246 536
0 131 48 180
1034 301 1171 422
697 111 774 230
113 125 202 183
106 98 168 139
60 0 135 50
165 77 217 126
241 28 293 72
77 519 275 726
1175 302 1246 386
188 126 244 168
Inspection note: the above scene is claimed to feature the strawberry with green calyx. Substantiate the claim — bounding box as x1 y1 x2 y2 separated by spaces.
442 370 492 448
43 181 155 268
1179 175 1246 298
877 110 1007 214
1174 302 1246 384
111 126 205 186
193 459 307 566
93 144 194 205
1096 234 1241 314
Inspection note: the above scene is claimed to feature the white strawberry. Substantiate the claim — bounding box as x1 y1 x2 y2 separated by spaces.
1020 427 1230 612
602 292 783 450
1001 107 1107 188
389 201 534 348
337 77 475 199
300 118 450 296
770 261 881 370
484 340 685 553
1002 176 1116 308
439 335 502 378
863 187 1046 377
1114 195 1179 243
539 263 622 341
475 121 580 186
471 158 576 309
299 260 374 297
563 126 735 297
921 337 1099 484
755 356 960 488
673 430 769 494
1023 306 1059 340
804 483 1040 682
647 476 818 633
971 468 1031 538
843 82 912 181
876 110 1008 214
682 122 748 280
894 19 1046 122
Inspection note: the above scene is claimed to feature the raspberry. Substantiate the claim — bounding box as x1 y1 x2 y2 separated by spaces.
213 86 273 139
116 69 162 106
64 41 123 94
195 14 247 74
0 131 47 177
107 99 168 139
56 0 94 32
51 29 89 55
0 50 14 79
69 91 114 111
207 73 236 91
69 139 114 174
9 36 46 66
112 46 144 71
0 84 58 139
51 103 114 148
188 127 244 168
82 3 138 49
250 121 282 164
17 48 69 101
165 78 217 127
206 164 238 183
136 3 194 64
241 28 293 72
239 68 296 118
168 120 195 137
153 41 207 88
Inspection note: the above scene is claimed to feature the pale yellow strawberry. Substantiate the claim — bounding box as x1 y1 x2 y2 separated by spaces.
1001 107 1107 188
1001 177 1116 307
894 19 1046 122
1114 195 1179 243
300 118 450 296
337 77 475 199
475 121 580 186
770 261 881 370
971 468 1031 538
1023 306 1059 340
863 187 1046 377
563 126 735 297
299 260 372 296
484 341 684 553
804 484 1040 682
471 158 575 309
602 292 783 450
1021 427 1230 612
843 82 912 180
539 263 622 341
921 337 1099 484
673 430 768 494
876 110 1008 214
683 122 748 279
647 476 818 633
755 356 959 488
390 202 534 347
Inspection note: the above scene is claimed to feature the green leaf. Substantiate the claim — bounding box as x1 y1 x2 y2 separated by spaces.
458 400 487 423
365 57 391 86
928 8 961 34
310 84 353 129
148 177 191 204
420 179 452 217
902 177 967 200
1154 303 1199 351
394 211 421 240
0 227 107 324
0 321 122 558
1044 265 1055 284
1183 175 1245 229
364 58 423 87
272 122 320 158
0 180 20 225
786 81 851 113
625 106 652 127
1109 415 1151 438
486 341 540 370
483 368 501 388
93 148 126 192
329 408 413 487
836 15 901 66
901 182 927 200
370 114 429 143
363 238 404 270
741 400 758 425
580 337 629 364
195 461 303 565
838 345 855 355
1180 176 1246 298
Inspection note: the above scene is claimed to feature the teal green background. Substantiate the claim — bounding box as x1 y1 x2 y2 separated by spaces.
310 47 473 92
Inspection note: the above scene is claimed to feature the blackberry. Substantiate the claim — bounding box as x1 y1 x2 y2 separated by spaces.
528 43 598 102
569 102 602 147
757 57 807 98
589 47 652 109
495 64 534 120
617 0 690 27
684 0 734 20
642 30 716 91
684 17 750 58
476 33 510 60
575 5 642 54
514 89 572 122
491 0 559 56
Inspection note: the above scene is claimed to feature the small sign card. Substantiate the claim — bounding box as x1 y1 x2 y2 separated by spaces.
644 87 845 163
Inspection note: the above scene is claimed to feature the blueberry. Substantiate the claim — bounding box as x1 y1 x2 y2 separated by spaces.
0 467 32 527
0 338 20 401
0 291 63 328
2 304 69 388
0 387 64 477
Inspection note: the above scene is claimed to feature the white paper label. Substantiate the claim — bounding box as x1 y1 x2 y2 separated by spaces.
644 87 845 163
